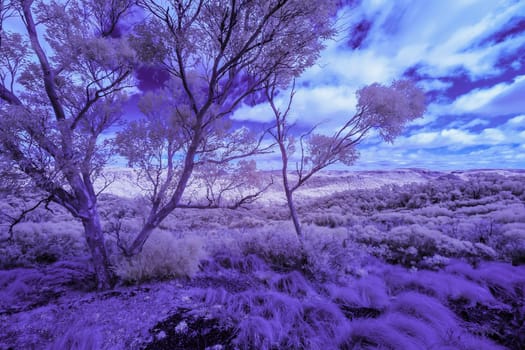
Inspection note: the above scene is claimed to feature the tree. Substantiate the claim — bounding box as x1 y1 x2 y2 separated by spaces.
0 0 337 289
267 79 426 239
0 0 135 289
117 0 337 256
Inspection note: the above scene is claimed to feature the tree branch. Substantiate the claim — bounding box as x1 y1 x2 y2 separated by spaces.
21 0 66 121
7 195 54 242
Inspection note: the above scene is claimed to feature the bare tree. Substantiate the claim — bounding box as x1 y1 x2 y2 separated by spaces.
267 79 426 239
117 0 338 256
0 0 134 289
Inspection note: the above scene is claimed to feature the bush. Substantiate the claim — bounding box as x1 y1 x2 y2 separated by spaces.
111 231 206 283
236 225 304 270
0 221 86 268
307 212 347 228
302 226 369 281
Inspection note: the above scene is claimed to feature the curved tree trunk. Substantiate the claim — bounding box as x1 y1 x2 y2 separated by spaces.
82 207 113 290
279 142 303 240
125 124 204 256
126 221 156 257
284 184 303 240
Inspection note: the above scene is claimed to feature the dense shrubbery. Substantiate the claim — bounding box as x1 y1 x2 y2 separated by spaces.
175 250 521 350
0 197 86 268
300 172 525 267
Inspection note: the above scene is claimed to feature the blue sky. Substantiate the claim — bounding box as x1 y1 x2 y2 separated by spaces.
231 0 525 170
5 0 524 171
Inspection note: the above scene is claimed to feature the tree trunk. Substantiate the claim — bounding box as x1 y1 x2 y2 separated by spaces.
126 222 155 257
285 187 303 239
276 135 303 239
126 125 204 256
82 208 113 290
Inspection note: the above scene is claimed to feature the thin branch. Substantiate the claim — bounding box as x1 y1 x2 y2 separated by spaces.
7 195 54 242
95 171 116 197
71 70 131 130
177 175 274 210
228 176 274 209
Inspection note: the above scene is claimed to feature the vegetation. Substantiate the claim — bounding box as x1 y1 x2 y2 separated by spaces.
1 170 524 349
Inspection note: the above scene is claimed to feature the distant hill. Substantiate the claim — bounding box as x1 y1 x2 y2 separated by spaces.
96 167 525 204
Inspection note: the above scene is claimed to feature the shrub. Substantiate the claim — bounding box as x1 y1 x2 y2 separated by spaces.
111 231 206 283
236 225 304 270
302 227 368 281
344 316 429 350
0 221 86 268
329 275 390 310
490 204 525 224
308 212 347 228
269 270 312 297
389 291 458 339
211 253 269 274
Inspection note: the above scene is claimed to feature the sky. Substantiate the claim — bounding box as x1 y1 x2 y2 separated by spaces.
230 0 525 170
3 0 525 171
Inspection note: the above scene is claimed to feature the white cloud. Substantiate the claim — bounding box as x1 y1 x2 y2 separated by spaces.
391 118 525 151
407 132 439 145
480 128 506 143
302 0 525 90
446 118 491 130
418 79 453 92
507 115 525 125
231 103 273 123
302 50 395 86
451 75 525 115
441 129 477 146
289 86 357 128
427 75 525 122
462 118 490 129
293 86 356 115
452 83 510 112
232 85 358 132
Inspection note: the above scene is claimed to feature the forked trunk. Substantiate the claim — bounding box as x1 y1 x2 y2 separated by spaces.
82 209 113 290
